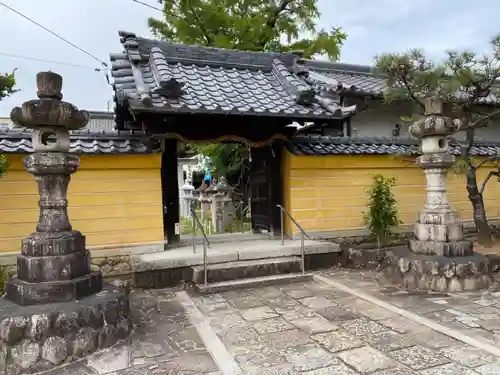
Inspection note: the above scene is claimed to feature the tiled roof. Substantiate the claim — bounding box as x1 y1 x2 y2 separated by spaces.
298 61 384 98
0 110 156 155
82 111 116 133
110 31 358 123
289 136 500 156
0 129 157 154
298 60 500 105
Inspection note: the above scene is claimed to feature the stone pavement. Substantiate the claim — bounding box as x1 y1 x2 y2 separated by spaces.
39 270 500 375
320 268 500 349
39 287 220 375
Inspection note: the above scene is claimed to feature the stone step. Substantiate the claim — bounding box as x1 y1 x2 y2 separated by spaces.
195 273 313 294
191 256 302 284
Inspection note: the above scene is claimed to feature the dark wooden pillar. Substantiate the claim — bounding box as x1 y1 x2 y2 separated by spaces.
250 144 283 237
161 138 180 247
269 144 284 237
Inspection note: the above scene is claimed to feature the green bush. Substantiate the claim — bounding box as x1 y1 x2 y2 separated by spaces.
0 266 8 295
363 174 400 249
0 155 7 177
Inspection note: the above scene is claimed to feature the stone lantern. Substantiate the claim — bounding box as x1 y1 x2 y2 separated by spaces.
381 97 494 292
196 181 211 220
217 177 236 226
1 72 130 373
7 72 101 305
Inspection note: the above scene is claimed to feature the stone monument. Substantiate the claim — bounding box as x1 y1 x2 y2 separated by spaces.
197 181 211 220
381 97 494 292
0 72 131 373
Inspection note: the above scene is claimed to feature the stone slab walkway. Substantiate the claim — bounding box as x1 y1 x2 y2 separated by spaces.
39 288 220 375
39 270 500 375
320 269 500 350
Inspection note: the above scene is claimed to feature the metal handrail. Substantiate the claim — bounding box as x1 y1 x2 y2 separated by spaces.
277 204 310 275
191 207 211 250
191 205 211 287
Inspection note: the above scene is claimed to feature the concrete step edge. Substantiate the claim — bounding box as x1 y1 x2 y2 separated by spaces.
191 256 301 272
195 273 313 294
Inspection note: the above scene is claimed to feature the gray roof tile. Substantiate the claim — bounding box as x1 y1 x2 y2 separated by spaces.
299 60 500 105
110 31 357 121
298 61 384 98
289 136 500 156
0 110 153 155
82 111 116 133
0 129 156 154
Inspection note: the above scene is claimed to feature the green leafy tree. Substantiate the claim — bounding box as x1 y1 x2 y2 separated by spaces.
150 0 346 59
149 0 346 180
0 70 17 178
0 70 17 101
364 174 400 249
375 35 500 246
194 143 246 185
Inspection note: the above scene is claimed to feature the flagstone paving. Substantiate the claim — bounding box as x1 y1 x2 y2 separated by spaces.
40 269 500 375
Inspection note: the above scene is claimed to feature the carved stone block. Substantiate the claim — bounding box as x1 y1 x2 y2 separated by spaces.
5 272 103 306
418 210 459 225
32 126 70 152
417 153 455 169
21 231 86 257
409 239 473 257
17 250 91 283
414 222 463 242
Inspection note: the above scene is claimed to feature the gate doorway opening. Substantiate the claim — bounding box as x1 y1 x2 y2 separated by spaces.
160 137 285 246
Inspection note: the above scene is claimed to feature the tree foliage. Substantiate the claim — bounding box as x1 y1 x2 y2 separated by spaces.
149 0 346 180
0 70 17 102
194 143 246 184
375 35 500 246
150 0 346 60
363 174 400 249
0 70 17 178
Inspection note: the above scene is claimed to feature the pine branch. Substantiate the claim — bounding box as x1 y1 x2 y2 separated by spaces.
475 155 499 169
480 169 500 194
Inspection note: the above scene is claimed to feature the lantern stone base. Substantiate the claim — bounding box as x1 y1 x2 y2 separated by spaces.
5 271 103 306
0 284 131 375
380 246 495 293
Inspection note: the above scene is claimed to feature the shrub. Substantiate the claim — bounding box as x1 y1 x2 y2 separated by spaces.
363 174 400 249
0 266 9 295
0 155 7 177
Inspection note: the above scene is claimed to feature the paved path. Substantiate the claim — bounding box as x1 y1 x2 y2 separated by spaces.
40 270 500 375
41 287 220 375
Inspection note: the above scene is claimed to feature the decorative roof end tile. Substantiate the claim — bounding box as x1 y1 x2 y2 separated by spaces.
149 47 185 100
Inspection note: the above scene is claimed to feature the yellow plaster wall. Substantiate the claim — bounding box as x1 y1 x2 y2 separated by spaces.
0 154 164 253
282 150 500 236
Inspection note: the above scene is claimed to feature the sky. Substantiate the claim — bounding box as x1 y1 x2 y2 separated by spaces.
0 0 498 116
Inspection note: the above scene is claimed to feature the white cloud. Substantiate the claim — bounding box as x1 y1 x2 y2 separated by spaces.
0 0 498 115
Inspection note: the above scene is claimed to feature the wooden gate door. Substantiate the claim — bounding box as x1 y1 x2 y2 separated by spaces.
250 146 282 235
